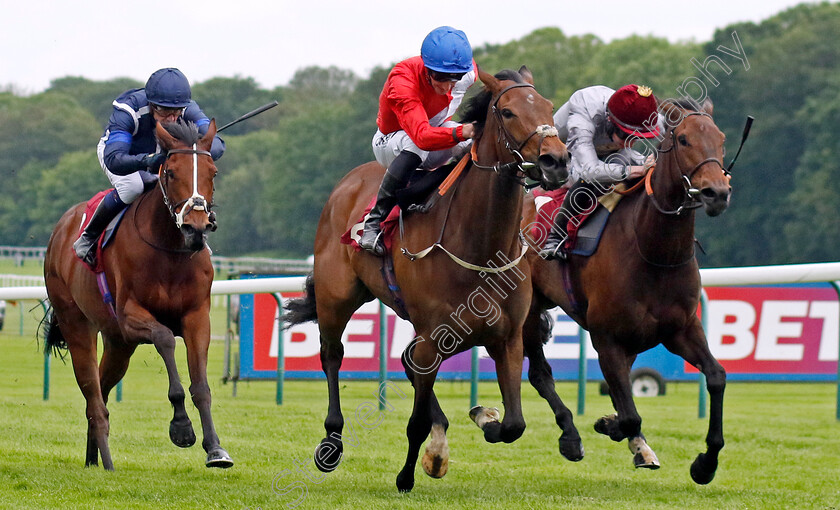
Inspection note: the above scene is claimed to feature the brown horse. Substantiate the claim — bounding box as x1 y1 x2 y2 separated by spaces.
521 98 730 484
42 119 232 470
284 67 569 492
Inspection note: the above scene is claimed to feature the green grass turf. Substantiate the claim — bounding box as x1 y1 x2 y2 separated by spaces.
1 331 839 509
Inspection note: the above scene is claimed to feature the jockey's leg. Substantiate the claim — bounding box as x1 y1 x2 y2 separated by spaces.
359 150 421 256
539 179 599 260
73 189 126 266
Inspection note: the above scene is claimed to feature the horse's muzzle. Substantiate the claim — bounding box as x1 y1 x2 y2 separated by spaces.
538 153 569 191
180 224 208 251
700 185 731 217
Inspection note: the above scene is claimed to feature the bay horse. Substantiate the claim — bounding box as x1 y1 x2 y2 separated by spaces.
521 98 730 484
41 119 232 470
284 67 569 492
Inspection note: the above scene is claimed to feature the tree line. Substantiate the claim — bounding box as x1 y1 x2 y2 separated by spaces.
1 2 838 267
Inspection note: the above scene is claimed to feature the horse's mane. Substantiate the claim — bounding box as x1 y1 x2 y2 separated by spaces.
160 118 201 146
459 69 527 128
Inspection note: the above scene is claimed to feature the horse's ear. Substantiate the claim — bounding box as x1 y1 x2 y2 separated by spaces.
701 97 714 116
200 119 217 149
477 67 501 95
155 122 178 149
518 66 534 86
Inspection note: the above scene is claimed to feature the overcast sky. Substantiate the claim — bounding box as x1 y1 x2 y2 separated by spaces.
1 0 814 94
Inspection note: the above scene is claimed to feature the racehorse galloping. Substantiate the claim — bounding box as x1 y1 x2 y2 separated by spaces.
522 98 730 484
284 68 569 492
42 120 232 470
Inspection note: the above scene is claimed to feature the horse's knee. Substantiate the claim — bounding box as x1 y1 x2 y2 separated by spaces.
706 367 726 393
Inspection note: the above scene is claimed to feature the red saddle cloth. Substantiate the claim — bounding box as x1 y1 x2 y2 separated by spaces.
531 187 592 251
340 198 402 253
76 189 113 272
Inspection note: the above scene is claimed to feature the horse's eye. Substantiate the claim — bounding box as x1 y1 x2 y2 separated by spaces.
164 168 175 179
678 134 689 146
501 109 515 119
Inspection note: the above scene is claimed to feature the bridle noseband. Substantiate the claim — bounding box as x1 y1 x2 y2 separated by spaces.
472 82 559 186
648 111 726 216
158 144 214 228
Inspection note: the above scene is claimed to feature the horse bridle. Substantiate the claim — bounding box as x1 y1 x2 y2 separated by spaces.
648 111 726 216
472 82 559 186
158 144 215 228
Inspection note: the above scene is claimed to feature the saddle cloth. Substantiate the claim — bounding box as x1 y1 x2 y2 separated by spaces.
77 189 127 272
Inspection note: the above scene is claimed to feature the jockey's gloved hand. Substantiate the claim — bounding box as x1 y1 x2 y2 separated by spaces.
143 152 167 171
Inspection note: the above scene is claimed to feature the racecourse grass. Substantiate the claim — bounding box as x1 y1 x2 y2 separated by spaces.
1 333 839 510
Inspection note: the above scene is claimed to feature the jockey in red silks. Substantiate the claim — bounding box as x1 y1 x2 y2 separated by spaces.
359 26 478 256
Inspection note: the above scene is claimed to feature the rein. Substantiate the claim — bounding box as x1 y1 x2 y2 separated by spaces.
471 83 559 186
399 82 554 273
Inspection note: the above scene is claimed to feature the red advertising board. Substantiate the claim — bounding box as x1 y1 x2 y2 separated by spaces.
238 284 839 381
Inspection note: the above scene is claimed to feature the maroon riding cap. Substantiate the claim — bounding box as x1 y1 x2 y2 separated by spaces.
607 84 660 139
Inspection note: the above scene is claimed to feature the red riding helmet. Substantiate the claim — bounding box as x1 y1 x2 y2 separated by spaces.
607 84 660 139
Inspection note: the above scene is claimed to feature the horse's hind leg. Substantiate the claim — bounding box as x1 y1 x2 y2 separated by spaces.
664 319 726 484
99 335 136 405
122 303 195 449
523 310 583 461
595 343 659 469
62 318 114 470
182 309 233 468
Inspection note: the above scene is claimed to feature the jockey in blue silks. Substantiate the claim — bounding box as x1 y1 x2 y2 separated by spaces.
73 67 225 265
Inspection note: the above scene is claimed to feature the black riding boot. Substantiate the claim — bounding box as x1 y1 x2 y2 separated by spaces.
359 151 421 256
539 180 598 260
73 189 126 266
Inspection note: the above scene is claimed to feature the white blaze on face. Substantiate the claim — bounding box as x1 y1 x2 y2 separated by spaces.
527 93 535 104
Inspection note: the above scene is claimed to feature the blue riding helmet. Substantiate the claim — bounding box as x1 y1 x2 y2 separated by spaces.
420 26 473 74
145 68 191 108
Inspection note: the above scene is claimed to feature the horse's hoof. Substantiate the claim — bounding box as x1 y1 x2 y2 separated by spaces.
469 405 500 429
169 419 196 448
633 453 661 469
594 414 624 441
690 453 717 484
421 452 448 478
314 437 343 473
629 436 660 469
559 436 584 462
396 470 415 493
206 448 234 468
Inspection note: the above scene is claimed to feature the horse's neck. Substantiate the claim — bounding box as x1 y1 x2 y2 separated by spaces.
635 153 696 265
448 142 524 260
136 187 184 248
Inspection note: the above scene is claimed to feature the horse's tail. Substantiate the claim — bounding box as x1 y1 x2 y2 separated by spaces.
38 304 68 360
537 309 555 346
282 273 318 327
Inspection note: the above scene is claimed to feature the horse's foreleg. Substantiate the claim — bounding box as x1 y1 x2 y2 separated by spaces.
665 321 726 484
523 311 583 461
123 306 195 449
596 343 659 469
401 342 451 480
478 336 526 444
396 337 441 493
183 310 233 468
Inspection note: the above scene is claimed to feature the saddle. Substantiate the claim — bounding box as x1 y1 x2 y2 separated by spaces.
340 159 460 253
